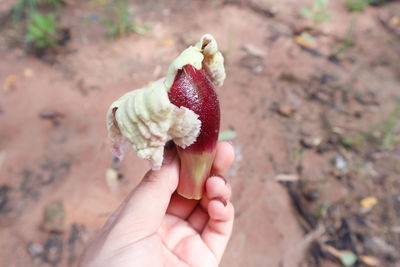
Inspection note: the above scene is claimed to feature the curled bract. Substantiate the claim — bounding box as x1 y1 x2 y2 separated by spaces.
164 34 226 90
106 79 201 170
106 34 225 170
196 34 226 87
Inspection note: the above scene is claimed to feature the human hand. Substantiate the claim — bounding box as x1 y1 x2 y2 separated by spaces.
79 141 235 267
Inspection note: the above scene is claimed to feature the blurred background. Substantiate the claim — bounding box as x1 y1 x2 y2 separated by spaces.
0 0 399 266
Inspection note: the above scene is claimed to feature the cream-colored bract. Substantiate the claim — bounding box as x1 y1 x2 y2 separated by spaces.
106 79 201 170
196 34 226 87
106 34 225 170
164 34 226 90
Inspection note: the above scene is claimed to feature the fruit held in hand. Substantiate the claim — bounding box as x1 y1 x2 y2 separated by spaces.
106 34 225 199
168 65 220 199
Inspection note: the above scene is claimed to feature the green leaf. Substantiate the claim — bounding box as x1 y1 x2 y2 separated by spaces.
340 252 357 266
315 0 329 9
27 24 43 37
301 6 313 18
300 32 316 44
31 12 57 32
103 0 150 37
314 12 331 22
219 130 237 141
12 0 26 25
31 12 43 23
28 0 36 10
38 16 51 30
26 12 58 48
25 33 37 42
37 38 48 48
346 0 368 11
131 23 148 35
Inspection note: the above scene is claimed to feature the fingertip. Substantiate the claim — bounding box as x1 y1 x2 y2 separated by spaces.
213 141 235 174
206 175 231 200
209 173 227 184
218 141 235 164
143 153 180 194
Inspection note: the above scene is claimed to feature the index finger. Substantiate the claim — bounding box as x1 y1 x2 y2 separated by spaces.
211 141 235 175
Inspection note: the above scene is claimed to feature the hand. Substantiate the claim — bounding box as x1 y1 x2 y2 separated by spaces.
79 142 235 267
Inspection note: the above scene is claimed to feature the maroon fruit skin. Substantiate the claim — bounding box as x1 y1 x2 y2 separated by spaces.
168 65 220 152
167 64 221 199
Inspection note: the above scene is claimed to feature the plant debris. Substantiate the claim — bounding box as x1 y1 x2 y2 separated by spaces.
275 104 297 117
41 235 63 265
39 109 65 120
332 155 347 171
360 196 377 209
3 74 17 92
42 200 66 233
219 130 237 141
300 137 322 148
322 244 357 266
274 174 299 182
242 43 267 58
0 185 12 214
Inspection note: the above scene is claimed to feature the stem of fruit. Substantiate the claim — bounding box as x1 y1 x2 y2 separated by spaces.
176 148 216 200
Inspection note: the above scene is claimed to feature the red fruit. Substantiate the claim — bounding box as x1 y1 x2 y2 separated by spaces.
168 65 220 199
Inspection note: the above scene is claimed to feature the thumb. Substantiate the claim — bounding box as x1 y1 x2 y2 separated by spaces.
113 147 179 238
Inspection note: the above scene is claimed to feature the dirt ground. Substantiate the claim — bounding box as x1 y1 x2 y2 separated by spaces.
0 0 399 266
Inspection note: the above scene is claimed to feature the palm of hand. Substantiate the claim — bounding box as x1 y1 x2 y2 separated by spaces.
157 192 230 267
79 142 234 267
108 182 232 267
160 214 217 266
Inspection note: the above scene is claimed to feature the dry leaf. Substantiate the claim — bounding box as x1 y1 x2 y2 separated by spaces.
274 174 299 182
3 74 17 92
360 196 377 208
322 245 357 266
360 255 379 266
106 168 119 192
295 33 317 49
24 68 33 78
242 43 267 58
277 105 296 117
106 168 118 181
163 39 174 47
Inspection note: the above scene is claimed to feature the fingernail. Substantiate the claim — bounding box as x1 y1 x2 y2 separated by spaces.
211 174 227 184
212 197 227 207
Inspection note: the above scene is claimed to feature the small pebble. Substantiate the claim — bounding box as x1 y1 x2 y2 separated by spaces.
300 137 322 148
277 105 296 117
28 243 43 257
333 155 347 170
